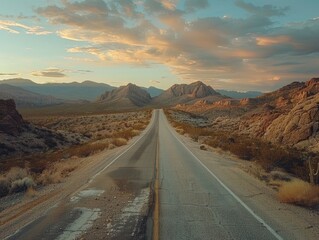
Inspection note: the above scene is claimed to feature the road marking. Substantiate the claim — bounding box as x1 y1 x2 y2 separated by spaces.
163 111 284 240
56 208 101 240
153 136 160 240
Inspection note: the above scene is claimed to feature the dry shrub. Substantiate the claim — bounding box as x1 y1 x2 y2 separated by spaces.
278 180 319 207
0 167 36 197
38 160 78 185
6 167 29 182
131 129 140 136
11 177 35 193
112 138 127 146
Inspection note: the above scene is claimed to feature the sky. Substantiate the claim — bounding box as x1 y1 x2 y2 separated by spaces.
0 0 318 91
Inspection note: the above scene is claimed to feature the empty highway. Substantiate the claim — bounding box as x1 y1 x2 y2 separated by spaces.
1 110 318 240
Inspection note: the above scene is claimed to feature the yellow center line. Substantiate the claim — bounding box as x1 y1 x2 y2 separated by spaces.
153 136 160 240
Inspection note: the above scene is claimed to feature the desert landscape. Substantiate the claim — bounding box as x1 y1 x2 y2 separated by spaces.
1 77 319 239
1 0 319 239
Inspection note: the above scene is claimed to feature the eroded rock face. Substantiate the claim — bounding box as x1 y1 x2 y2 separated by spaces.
0 99 25 135
264 94 319 145
218 78 319 151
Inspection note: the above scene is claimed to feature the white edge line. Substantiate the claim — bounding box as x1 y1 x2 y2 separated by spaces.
162 110 284 240
88 110 156 183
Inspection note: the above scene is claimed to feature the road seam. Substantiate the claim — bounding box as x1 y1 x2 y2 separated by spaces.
164 113 284 240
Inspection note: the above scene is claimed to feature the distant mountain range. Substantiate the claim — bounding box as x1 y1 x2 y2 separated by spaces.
0 84 64 107
0 78 265 110
0 78 115 101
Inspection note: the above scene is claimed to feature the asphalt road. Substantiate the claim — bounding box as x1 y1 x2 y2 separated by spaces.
158 109 282 240
4 109 318 240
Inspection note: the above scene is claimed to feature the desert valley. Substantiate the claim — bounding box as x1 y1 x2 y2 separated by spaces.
1 77 319 239
1 0 319 239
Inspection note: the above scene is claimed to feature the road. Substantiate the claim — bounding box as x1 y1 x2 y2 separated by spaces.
158 110 281 240
2 109 319 240
157 109 318 240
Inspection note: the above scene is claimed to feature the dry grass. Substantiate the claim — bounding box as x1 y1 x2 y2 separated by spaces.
37 160 79 185
278 180 319 207
112 138 128 147
67 142 110 158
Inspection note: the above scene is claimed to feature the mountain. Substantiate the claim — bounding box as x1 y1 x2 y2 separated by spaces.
142 86 164 97
0 78 115 101
98 83 152 108
0 84 64 107
216 89 263 99
153 81 226 106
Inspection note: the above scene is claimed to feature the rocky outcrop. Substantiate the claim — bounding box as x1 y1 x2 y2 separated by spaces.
0 99 83 158
205 77 319 152
0 99 25 135
264 94 319 145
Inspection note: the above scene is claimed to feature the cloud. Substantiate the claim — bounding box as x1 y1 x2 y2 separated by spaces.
184 0 209 12
0 20 51 35
0 73 18 76
36 0 319 90
77 70 93 73
235 0 288 17
32 68 66 78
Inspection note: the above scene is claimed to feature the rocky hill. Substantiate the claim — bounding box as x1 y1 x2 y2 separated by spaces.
0 84 64 107
98 83 152 108
238 78 319 149
153 81 226 106
0 99 82 158
203 78 319 152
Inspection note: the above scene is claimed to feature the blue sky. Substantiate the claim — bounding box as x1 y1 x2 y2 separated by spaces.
0 0 319 91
